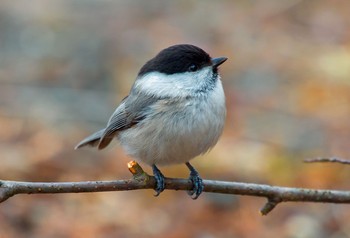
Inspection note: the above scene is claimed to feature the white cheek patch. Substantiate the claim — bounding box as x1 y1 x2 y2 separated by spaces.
135 72 185 97
134 67 214 97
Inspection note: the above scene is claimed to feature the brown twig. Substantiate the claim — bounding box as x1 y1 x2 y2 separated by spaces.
1 161 350 215
304 157 350 165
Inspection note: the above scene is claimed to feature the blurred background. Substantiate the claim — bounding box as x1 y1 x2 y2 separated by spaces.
0 0 350 237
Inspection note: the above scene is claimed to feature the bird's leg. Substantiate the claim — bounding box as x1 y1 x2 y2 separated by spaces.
152 164 165 196
185 162 204 199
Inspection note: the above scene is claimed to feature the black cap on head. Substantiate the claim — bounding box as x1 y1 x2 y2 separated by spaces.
138 44 212 76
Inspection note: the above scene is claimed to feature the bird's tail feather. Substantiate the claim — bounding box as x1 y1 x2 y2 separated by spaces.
75 129 105 150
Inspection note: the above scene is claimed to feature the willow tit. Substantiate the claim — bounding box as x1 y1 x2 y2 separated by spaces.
75 44 227 199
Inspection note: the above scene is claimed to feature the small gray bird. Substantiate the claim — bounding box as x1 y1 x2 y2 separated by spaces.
75 44 227 199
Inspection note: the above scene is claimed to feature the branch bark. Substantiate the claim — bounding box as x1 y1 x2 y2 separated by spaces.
1 161 350 215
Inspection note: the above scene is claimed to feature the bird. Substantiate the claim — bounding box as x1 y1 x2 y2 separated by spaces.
75 44 227 199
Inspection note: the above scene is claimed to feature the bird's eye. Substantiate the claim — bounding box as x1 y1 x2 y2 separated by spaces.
188 64 198 72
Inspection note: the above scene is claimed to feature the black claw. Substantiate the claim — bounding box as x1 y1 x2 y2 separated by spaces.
188 172 203 199
185 162 204 199
152 164 165 197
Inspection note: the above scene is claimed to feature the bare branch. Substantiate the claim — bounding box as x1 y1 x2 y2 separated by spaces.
1 161 350 215
304 157 350 165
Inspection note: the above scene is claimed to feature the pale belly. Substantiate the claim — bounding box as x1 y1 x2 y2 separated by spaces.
118 93 226 166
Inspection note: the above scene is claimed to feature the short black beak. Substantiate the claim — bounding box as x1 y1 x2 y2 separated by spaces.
211 57 228 68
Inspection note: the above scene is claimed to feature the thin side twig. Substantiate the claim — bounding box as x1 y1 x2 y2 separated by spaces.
1 161 350 215
304 157 350 165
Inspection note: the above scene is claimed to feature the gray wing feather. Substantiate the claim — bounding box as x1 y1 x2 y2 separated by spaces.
98 91 160 149
98 100 129 149
75 90 161 150
75 97 130 150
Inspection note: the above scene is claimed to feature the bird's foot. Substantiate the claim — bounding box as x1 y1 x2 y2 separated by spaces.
186 162 204 199
152 164 165 197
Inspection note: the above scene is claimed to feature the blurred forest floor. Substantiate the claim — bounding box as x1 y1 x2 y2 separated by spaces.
1 1 350 237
